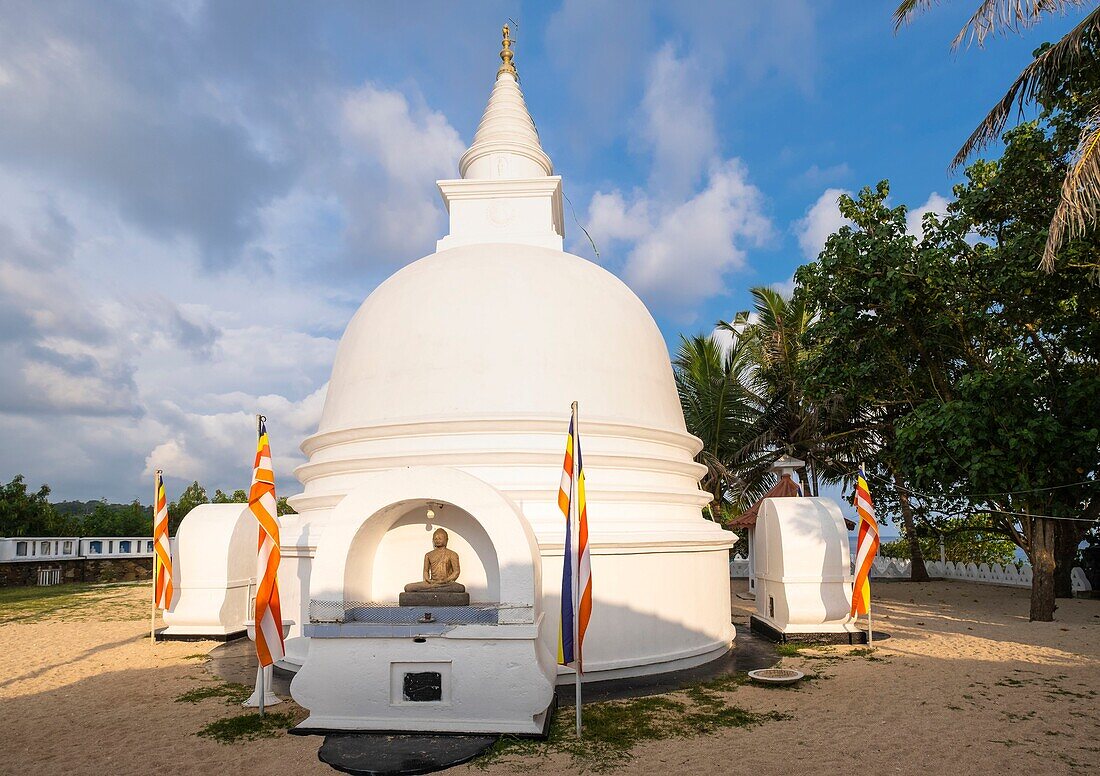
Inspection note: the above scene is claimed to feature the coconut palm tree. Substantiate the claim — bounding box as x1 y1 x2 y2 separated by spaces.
673 332 762 517
718 287 827 498
894 1 1100 269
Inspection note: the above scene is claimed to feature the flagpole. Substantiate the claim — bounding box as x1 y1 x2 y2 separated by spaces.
859 462 873 650
572 401 582 738
151 471 160 645
256 414 266 718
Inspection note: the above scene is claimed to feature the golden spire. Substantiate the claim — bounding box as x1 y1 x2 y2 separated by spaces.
498 24 517 78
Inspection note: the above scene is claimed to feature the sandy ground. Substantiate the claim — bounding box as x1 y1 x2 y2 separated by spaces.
1 580 1097 775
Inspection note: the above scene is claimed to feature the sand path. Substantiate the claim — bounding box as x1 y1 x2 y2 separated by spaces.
0 580 1096 775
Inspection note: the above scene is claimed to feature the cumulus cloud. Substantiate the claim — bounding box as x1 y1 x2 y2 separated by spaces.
906 192 950 240
336 83 465 262
641 44 718 199
582 47 772 319
797 162 852 189
621 160 771 315
794 188 853 260
545 0 819 156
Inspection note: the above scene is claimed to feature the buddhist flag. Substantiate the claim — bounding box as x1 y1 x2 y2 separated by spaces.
850 466 880 617
558 403 593 672
250 416 285 667
153 470 173 610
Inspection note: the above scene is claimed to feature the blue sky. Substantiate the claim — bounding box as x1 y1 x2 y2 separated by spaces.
0 1 1084 504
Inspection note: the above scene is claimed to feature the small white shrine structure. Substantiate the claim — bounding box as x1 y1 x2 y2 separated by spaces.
169 28 736 734
729 456 806 596
161 504 254 638
749 497 862 639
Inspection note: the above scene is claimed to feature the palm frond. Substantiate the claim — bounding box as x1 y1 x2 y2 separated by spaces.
951 6 1100 169
893 1 1086 47
1043 108 1100 269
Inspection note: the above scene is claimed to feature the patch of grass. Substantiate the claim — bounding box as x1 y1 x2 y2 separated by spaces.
849 647 883 661
775 642 803 657
479 679 788 772
181 653 209 661
197 711 299 743
0 582 148 624
176 682 251 705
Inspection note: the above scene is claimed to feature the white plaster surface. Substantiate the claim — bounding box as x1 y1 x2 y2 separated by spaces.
752 497 858 634
162 504 254 636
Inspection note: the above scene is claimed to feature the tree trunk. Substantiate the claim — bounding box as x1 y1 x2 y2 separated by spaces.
1053 519 1084 598
892 470 930 582
1028 517 1057 621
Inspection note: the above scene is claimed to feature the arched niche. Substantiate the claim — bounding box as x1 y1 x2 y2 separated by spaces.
309 467 541 610
353 502 499 603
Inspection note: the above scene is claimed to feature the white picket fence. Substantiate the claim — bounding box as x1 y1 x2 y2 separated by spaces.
729 554 1093 593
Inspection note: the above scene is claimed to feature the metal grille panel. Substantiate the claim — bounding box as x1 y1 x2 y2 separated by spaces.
309 600 533 625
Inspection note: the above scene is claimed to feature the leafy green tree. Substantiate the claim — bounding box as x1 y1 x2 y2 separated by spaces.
168 481 209 535
797 121 1100 620
212 488 248 503
79 500 152 536
881 516 1019 568
0 475 65 536
796 183 960 582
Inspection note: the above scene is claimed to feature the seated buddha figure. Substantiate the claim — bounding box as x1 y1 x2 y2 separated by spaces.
403 528 465 593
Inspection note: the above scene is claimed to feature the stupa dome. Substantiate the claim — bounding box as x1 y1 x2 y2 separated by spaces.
317 243 685 434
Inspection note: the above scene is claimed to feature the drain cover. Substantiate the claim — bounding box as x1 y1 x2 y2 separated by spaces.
748 668 804 685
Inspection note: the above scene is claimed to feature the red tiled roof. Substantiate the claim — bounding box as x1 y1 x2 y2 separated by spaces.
728 474 855 530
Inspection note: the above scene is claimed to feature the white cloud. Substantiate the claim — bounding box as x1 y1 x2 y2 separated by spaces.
797 162 851 188
906 192 950 240
641 44 717 199
795 188 853 260
770 275 797 297
585 191 651 253
622 160 771 316
582 48 773 319
340 84 463 188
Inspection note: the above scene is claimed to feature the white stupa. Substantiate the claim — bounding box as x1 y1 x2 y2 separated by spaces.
170 28 736 734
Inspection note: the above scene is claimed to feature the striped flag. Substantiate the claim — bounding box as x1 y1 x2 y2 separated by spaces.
153 470 173 610
558 404 593 671
850 466 880 617
250 416 285 667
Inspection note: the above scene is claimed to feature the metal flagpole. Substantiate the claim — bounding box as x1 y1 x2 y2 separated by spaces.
150 554 157 645
861 462 873 650
257 414 265 718
151 470 160 645
572 401 582 738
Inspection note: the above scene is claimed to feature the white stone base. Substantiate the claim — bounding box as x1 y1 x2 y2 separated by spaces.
752 615 861 635
290 626 555 735
243 664 284 707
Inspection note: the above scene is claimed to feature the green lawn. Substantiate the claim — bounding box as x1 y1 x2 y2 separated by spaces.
0 581 150 624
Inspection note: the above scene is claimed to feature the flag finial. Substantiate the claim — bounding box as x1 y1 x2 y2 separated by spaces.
498 24 517 78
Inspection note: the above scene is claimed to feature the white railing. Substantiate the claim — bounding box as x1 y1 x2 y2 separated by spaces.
0 536 155 563
729 553 1093 593
37 568 61 586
